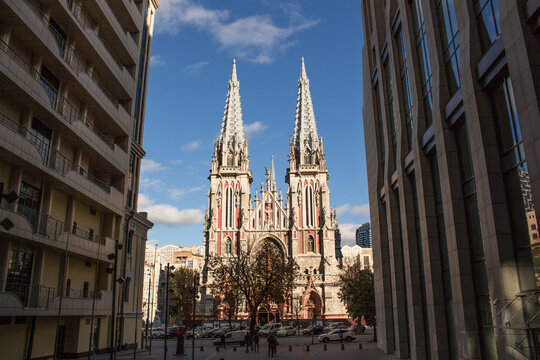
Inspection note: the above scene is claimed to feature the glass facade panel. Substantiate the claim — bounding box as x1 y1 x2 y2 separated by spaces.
396 27 414 151
411 0 433 124
491 76 538 289
436 0 461 93
374 83 386 178
474 0 501 47
383 59 398 169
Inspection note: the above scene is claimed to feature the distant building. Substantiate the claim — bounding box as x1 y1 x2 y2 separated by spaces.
355 223 372 248
341 245 373 270
173 246 205 272
157 244 181 265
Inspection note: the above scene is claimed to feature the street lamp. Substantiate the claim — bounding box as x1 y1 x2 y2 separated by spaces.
109 240 124 360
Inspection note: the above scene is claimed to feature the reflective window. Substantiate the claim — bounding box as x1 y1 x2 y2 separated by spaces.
29 118 52 165
491 76 539 289
436 0 461 93
18 182 41 231
396 26 413 151
383 59 398 169
411 0 433 124
374 83 386 178
225 238 232 255
474 0 501 47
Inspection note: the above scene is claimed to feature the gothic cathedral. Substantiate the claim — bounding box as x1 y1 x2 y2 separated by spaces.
201 59 347 322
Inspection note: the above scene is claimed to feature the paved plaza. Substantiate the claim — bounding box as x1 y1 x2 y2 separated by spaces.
95 333 396 360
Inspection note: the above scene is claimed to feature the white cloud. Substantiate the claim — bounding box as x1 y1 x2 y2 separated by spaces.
168 185 206 200
244 121 268 136
141 159 167 173
138 193 204 226
146 239 159 247
140 177 165 191
170 159 184 164
183 61 209 73
336 204 370 217
156 0 318 63
150 55 165 66
339 223 360 247
182 140 201 151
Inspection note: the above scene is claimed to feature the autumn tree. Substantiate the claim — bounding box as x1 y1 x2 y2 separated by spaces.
208 241 298 335
338 261 375 330
170 267 199 326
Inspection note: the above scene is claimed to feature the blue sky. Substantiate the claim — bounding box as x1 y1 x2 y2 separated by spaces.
139 0 368 248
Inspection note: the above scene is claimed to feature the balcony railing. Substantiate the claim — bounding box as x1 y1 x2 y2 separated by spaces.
65 0 125 72
0 39 115 150
0 280 95 309
21 0 119 108
0 110 113 193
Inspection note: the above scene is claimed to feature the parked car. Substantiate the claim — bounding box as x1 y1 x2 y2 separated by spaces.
151 329 165 339
166 325 186 338
185 328 201 339
318 329 356 343
276 326 296 337
258 323 282 336
323 323 348 333
301 325 323 335
212 330 249 346
347 324 366 334
213 327 232 337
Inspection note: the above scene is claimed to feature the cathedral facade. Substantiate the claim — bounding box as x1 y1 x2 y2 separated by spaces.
200 59 347 322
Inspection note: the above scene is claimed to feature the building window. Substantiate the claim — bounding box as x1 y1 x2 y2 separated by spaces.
18 182 41 231
411 0 433 124
39 66 60 109
126 153 139 209
454 120 496 358
124 277 131 302
490 76 539 288
436 0 460 94
66 278 71 297
225 237 232 255
383 59 398 169
6 247 34 306
29 118 52 165
474 0 501 48
395 26 413 151
83 281 89 298
307 236 315 253
48 18 67 58
374 83 386 177
127 229 134 254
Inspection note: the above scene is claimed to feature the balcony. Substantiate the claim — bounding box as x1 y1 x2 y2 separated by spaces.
0 202 115 262
0 280 112 317
0 111 125 213
109 0 143 34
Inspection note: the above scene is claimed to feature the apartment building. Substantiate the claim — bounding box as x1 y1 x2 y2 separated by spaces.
362 0 540 359
0 0 158 357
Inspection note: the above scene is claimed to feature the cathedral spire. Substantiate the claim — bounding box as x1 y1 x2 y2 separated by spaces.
293 57 319 150
220 59 245 147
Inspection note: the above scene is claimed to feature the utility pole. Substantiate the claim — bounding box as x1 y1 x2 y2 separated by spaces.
164 263 170 360
145 268 151 349
149 245 157 355
192 275 199 360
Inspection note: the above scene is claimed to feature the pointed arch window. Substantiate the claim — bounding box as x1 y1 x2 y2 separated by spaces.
225 237 232 255
307 236 315 253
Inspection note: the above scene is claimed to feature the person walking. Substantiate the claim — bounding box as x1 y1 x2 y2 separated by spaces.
253 333 260 352
244 332 251 353
272 333 278 357
267 334 274 357
220 333 226 349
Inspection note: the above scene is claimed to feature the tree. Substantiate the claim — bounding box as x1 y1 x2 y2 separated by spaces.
212 283 240 327
170 267 199 326
291 297 303 331
208 241 298 335
338 261 375 331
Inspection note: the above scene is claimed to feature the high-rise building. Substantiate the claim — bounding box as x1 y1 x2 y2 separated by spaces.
355 222 371 248
200 59 347 322
0 0 159 357
362 1 540 358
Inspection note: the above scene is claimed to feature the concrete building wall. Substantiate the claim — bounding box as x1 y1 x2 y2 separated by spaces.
362 0 540 359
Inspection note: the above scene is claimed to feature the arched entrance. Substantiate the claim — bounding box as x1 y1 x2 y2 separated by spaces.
303 291 323 319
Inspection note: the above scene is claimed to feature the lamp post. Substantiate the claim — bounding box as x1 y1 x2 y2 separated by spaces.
108 240 123 360
192 275 199 360
164 263 174 360
118 210 134 350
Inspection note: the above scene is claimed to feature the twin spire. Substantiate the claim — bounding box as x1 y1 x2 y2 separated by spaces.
218 58 320 167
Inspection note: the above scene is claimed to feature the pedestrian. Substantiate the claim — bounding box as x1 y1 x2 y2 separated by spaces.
267 333 274 357
244 332 251 353
253 333 260 352
220 333 226 349
273 333 278 357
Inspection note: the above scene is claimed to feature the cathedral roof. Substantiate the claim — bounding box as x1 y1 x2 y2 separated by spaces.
293 57 319 149
220 59 245 146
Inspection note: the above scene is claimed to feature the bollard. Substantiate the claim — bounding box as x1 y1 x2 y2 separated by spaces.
306 345 310 352
200 346 204 351
341 343 345 350
233 346 236 352
289 345 292 351
324 344 327 351
359 343 363 350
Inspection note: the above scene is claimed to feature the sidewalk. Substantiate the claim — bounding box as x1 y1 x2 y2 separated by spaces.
96 341 397 360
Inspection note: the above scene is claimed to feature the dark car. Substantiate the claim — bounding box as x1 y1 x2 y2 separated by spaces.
166 325 186 338
302 325 324 335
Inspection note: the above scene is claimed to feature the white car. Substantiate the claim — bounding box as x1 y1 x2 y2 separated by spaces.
258 323 282 336
212 330 249 346
151 329 165 339
318 329 356 343
276 326 296 337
